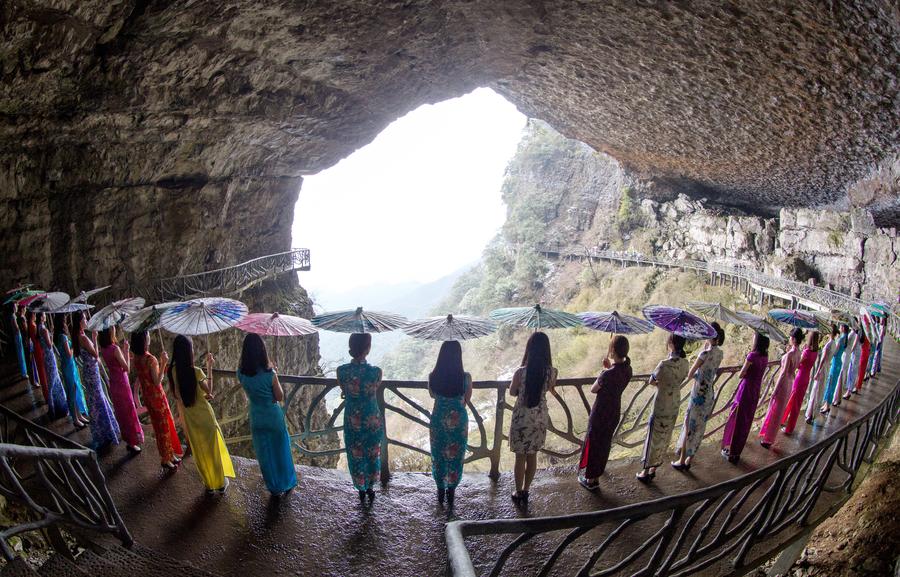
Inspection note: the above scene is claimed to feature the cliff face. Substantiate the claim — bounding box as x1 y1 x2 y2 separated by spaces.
505 121 898 302
2 1 900 298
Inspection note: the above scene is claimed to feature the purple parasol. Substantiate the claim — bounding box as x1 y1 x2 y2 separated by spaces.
642 305 717 340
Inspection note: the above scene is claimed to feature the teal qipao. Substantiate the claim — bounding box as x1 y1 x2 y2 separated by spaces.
429 373 470 490
337 361 384 491
239 370 297 494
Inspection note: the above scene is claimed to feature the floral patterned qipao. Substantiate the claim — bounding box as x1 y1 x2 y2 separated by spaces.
677 346 724 458
429 373 471 490
337 361 384 492
641 354 689 468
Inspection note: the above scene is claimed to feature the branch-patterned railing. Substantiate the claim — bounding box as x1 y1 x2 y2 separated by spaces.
214 361 780 482
0 405 133 559
134 248 311 301
446 382 899 577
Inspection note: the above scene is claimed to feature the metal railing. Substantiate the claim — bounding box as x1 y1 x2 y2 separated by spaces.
0 405 133 559
445 383 899 577
134 248 311 301
539 244 900 337
215 361 780 482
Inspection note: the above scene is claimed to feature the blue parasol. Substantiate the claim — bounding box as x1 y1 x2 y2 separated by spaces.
642 305 717 340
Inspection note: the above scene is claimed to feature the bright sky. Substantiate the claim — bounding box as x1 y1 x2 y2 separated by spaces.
292 87 527 298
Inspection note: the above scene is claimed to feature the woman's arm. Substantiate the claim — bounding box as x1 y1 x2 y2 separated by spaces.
272 372 285 403
509 368 522 397
548 367 557 394
590 374 603 394
464 373 473 405
156 352 168 387
738 358 751 380
61 335 72 358
115 344 129 372
686 353 704 381
205 353 215 396
80 333 99 358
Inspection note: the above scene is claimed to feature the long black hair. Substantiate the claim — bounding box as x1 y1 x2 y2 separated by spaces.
429 340 465 397
168 335 198 407
710 321 725 346
52 314 67 350
790 327 805 346
130 331 149 356
98 327 115 348
753 332 770 356
669 333 687 358
239 333 272 377
522 331 552 409
70 311 84 358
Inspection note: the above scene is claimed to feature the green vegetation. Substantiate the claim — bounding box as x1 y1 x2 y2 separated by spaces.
615 185 642 234
827 229 844 249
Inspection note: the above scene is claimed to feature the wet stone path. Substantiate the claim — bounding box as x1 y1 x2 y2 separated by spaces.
1 338 896 577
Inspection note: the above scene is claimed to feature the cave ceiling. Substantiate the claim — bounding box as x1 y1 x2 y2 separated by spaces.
2 0 900 225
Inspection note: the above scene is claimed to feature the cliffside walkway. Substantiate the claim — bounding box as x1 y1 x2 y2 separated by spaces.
132 248 311 302
0 337 896 577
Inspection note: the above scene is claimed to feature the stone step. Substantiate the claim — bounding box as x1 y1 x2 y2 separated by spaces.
0 558 39 577
98 544 220 577
36 555 87 577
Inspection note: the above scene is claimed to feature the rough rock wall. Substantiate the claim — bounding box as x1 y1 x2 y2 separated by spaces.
508 121 898 303
2 1 900 297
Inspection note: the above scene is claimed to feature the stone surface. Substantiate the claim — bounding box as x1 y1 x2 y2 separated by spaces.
2 1 900 293
506 120 899 303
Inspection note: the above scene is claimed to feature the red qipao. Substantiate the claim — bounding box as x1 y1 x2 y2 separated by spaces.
722 351 769 458
781 347 818 434
854 337 871 391
579 361 633 478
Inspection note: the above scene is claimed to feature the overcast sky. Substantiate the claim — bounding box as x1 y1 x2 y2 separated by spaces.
292 87 527 299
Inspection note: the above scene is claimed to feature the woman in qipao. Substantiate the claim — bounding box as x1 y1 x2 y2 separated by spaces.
672 322 725 471
636 333 689 483
336 333 384 504
168 335 234 493
427 340 471 507
238 333 297 497
721 332 770 464
132 331 183 470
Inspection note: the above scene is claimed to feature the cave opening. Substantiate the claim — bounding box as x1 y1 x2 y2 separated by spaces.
291 87 526 372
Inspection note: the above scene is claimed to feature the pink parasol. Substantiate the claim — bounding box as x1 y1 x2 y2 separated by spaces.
235 312 317 337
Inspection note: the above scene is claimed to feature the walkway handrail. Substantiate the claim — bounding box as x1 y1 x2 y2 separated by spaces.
445 381 899 577
538 244 900 338
0 405 133 559
134 248 311 301
215 361 781 482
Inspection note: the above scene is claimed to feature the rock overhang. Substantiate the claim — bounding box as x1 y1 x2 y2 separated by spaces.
2 0 899 245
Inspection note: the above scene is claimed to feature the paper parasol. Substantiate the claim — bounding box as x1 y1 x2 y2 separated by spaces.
403 314 497 341
121 302 181 333
685 301 745 325
71 285 111 303
489 304 582 330
641 305 717 340
312 307 407 334
235 312 317 337
4 289 42 305
159 297 248 336
767 308 819 329
52 302 95 314
28 292 71 312
87 297 146 331
578 311 655 334
735 311 787 343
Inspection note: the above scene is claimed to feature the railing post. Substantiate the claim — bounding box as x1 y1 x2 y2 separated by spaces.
378 385 390 485
489 384 507 481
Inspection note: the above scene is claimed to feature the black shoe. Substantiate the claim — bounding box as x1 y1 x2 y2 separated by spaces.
437 488 445 504
671 461 690 472
842 393 851 400
366 488 375 502
760 441 771 449
636 472 653 484
519 490 529 504
805 417 814 425
579 477 600 491
358 490 366 503
447 488 455 508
